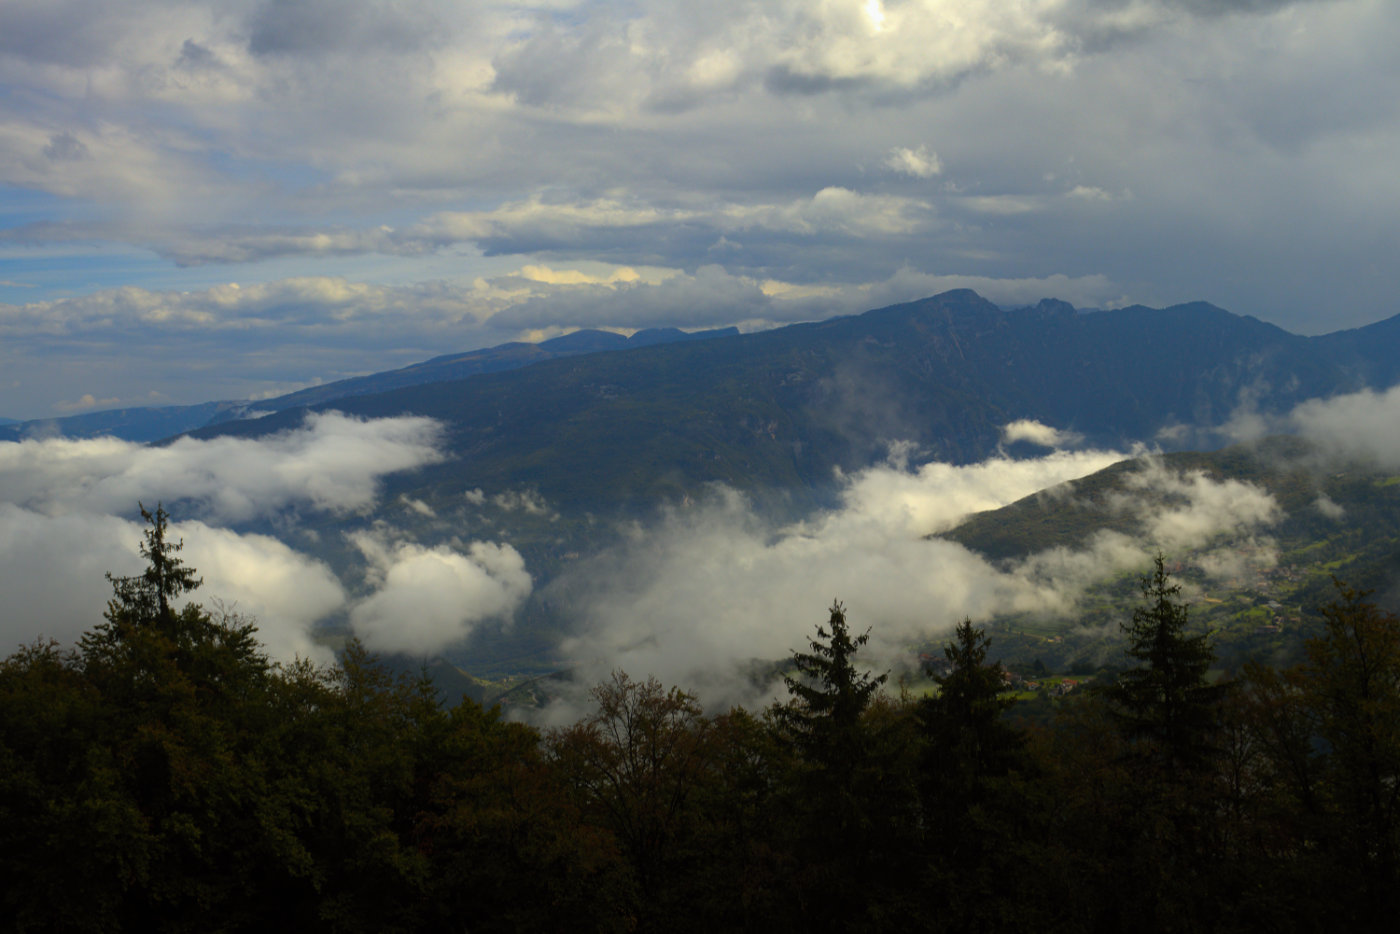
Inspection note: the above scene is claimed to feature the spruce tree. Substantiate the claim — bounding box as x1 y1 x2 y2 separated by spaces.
778 600 886 764
774 603 917 932
917 619 1029 930
102 502 202 630
922 619 1015 744
1300 583 1400 927
918 618 1023 796
1108 554 1223 770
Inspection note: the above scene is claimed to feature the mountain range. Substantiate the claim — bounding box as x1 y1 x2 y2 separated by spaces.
171 289 1400 515
11 288 1400 516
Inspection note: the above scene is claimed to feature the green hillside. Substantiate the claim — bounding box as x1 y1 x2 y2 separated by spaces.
940 436 1400 674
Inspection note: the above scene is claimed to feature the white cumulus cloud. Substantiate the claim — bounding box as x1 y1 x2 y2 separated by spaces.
884 145 942 179
0 412 450 662
1289 383 1400 469
0 505 344 664
348 532 533 656
0 411 444 521
1001 419 1085 449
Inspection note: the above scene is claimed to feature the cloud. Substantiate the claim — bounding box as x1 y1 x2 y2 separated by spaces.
1067 185 1116 201
490 489 554 517
487 266 1129 333
0 411 444 521
2 268 1134 420
0 118 227 211
734 187 931 237
0 275 539 415
348 531 532 656
1001 419 1085 449
835 443 1126 537
246 0 443 57
4 0 1397 419
546 444 1282 712
1203 384 1400 470
0 504 343 664
492 0 1325 111
0 186 937 270
0 411 470 662
1288 384 1400 469
1110 458 1282 553
884 145 942 179
0 277 492 337
1313 494 1345 520
487 264 772 330
175 520 345 663
405 188 935 260
959 194 1044 216
0 504 144 649
54 393 122 412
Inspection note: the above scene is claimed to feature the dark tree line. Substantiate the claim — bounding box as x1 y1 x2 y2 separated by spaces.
3 515 1400 932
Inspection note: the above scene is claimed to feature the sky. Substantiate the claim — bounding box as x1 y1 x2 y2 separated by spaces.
1 0 1398 419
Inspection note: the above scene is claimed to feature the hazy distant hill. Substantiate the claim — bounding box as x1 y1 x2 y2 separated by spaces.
0 325 738 443
186 290 1400 515
0 402 236 444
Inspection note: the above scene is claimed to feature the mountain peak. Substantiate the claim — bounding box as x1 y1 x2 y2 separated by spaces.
1029 298 1077 316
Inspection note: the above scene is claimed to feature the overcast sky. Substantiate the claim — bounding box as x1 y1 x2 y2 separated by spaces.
2 0 1397 419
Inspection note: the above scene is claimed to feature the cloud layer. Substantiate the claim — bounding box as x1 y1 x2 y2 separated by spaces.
0 502 348 663
546 439 1285 713
0 411 530 663
1289 384 1400 470
0 411 444 521
1214 383 1400 470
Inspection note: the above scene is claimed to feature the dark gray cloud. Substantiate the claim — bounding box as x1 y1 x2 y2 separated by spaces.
43 133 88 163
247 0 443 56
177 38 217 68
1130 0 1326 14
0 1 142 66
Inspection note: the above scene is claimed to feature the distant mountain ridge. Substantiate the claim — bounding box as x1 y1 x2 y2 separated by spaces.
215 324 741 420
0 325 739 442
181 290 1400 514
0 402 237 445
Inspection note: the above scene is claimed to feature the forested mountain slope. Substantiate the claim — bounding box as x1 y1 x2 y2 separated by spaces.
187 290 1400 514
